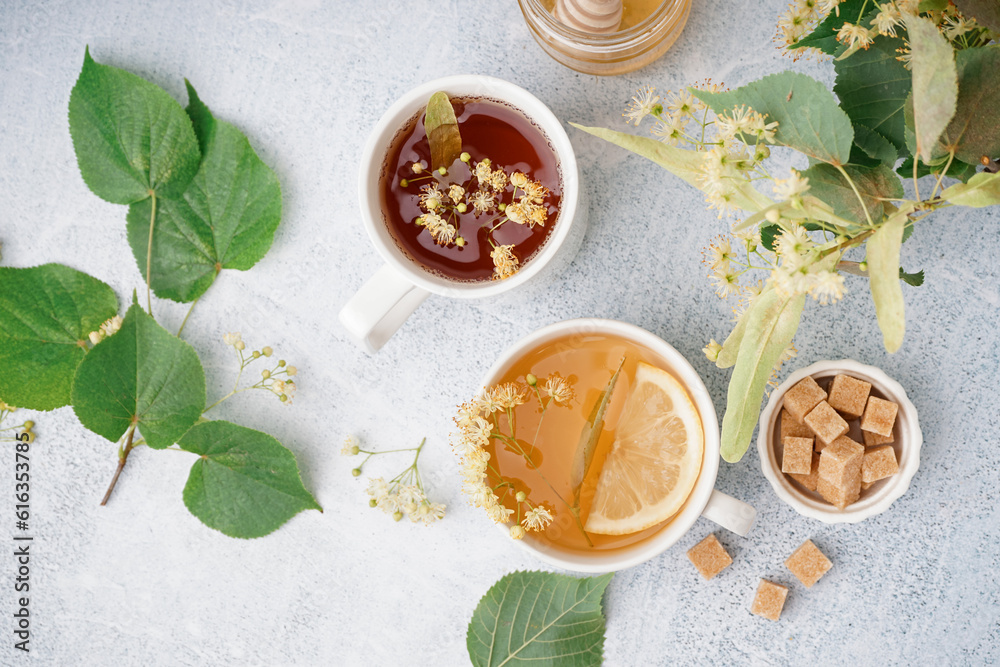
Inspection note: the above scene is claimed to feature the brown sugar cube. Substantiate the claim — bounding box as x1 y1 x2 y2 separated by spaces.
789 452 821 491
780 408 814 439
862 444 899 484
804 401 850 445
686 533 733 580
817 436 864 487
817 472 861 509
861 396 898 437
750 579 788 621
781 436 814 475
862 429 894 446
827 374 872 419
782 376 827 423
784 539 833 588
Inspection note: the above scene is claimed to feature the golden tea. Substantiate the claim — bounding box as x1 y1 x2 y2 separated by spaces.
381 97 561 282
453 331 705 554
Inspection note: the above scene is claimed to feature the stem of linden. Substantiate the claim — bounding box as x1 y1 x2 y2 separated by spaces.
145 191 157 315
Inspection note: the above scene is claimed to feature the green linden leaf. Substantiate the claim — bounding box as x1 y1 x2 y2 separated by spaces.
720 288 806 463
940 171 1000 207
692 72 854 166
789 0 868 54
897 156 979 183
0 264 118 411
71 302 206 448
126 82 282 302
955 0 1000 32
467 570 612 667
834 35 910 156
867 207 911 353
853 124 902 167
178 420 321 539
570 124 773 212
906 15 958 163
938 46 1000 166
68 47 201 204
800 163 904 224
899 268 925 287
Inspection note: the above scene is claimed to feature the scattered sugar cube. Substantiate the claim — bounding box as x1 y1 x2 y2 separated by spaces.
781 436 814 475
751 579 788 621
818 436 865 487
804 401 850 445
862 444 899 484
686 533 733 580
861 396 898 437
780 408 813 439
785 539 833 588
783 376 827 423
862 429 894 446
817 473 861 509
827 374 872 419
789 452 821 491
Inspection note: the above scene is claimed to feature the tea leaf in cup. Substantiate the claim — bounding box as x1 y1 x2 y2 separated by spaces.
425 91 462 171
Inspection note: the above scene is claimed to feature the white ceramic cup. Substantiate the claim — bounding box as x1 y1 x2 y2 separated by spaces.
339 75 587 353
478 318 756 573
757 359 922 523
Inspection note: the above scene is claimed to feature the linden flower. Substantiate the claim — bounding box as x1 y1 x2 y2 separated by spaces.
836 22 874 50
494 382 528 409
651 114 687 146
711 266 742 299
490 169 508 192
468 189 495 214
623 85 660 126
270 378 296 403
505 202 526 225
448 184 466 204
871 3 902 36
542 375 574 405
522 506 553 531
770 266 811 298
420 211 457 245
943 15 976 41
474 159 493 184
666 89 701 118
775 224 815 259
703 339 722 362
521 180 549 204
773 170 810 206
510 172 529 189
704 236 734 271
223 332 243 347
491 244 519 280
418 184 445 211
807 269 846 305
341 435 360 456
509 525 527 540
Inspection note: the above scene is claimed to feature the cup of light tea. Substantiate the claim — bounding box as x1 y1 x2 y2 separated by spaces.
339 75 586 353
454 319 756 573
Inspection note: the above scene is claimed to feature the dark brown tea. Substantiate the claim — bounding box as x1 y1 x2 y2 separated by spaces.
380 98 561 282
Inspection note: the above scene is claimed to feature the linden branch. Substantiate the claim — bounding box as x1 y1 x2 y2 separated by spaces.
100 424 137 506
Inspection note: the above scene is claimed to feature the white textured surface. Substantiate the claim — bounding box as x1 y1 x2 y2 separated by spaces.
1 1 998 664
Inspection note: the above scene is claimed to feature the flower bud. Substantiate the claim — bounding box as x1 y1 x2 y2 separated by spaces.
23 421 34 430
252 350 261 358
286 366 298 376
457 203 467 213
400 178 409 188
369 498 378 507
460 152 471 163
235 341 246 351
393 511 403 522
455 236 466 247
438 167 447 176
509 525 526 540
262 346 273 357
352 467 362 477
411 163 423 174
278 360 286 367
859 261 868 272
350 445 360 456
88 331 103 346
765 209 781 224
515 491 526 502
262 369 271 379
23 431 35 443
279 394 288 403
525 373 537 387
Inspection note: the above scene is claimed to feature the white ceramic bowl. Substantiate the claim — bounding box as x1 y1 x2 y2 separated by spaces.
757 359 922 523
478 318 756 573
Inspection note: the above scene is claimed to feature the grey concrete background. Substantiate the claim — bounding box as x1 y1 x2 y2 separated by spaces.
0 0 997 664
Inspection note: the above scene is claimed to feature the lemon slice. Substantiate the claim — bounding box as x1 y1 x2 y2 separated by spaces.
584 361 704 535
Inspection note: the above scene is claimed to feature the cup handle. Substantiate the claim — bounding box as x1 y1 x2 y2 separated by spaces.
701 489 756 537
339 264 430 354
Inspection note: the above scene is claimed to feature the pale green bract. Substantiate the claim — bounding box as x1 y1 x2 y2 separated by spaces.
178 421 322 539
0 264 118 411
71 301 206 449
467 571 612 667
906 15 958 163
941 172 1000 208
867 208 911 354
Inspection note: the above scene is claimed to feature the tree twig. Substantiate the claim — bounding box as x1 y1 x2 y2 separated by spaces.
100 425 137 506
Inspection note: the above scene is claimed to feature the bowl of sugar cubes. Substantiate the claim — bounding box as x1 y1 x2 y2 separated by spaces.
757 359 922 523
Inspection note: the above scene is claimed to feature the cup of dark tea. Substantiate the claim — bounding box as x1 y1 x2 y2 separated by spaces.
340 75 586 353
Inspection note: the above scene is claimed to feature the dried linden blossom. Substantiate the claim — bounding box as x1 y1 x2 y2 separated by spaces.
451 377 578 540
402 153 553 281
